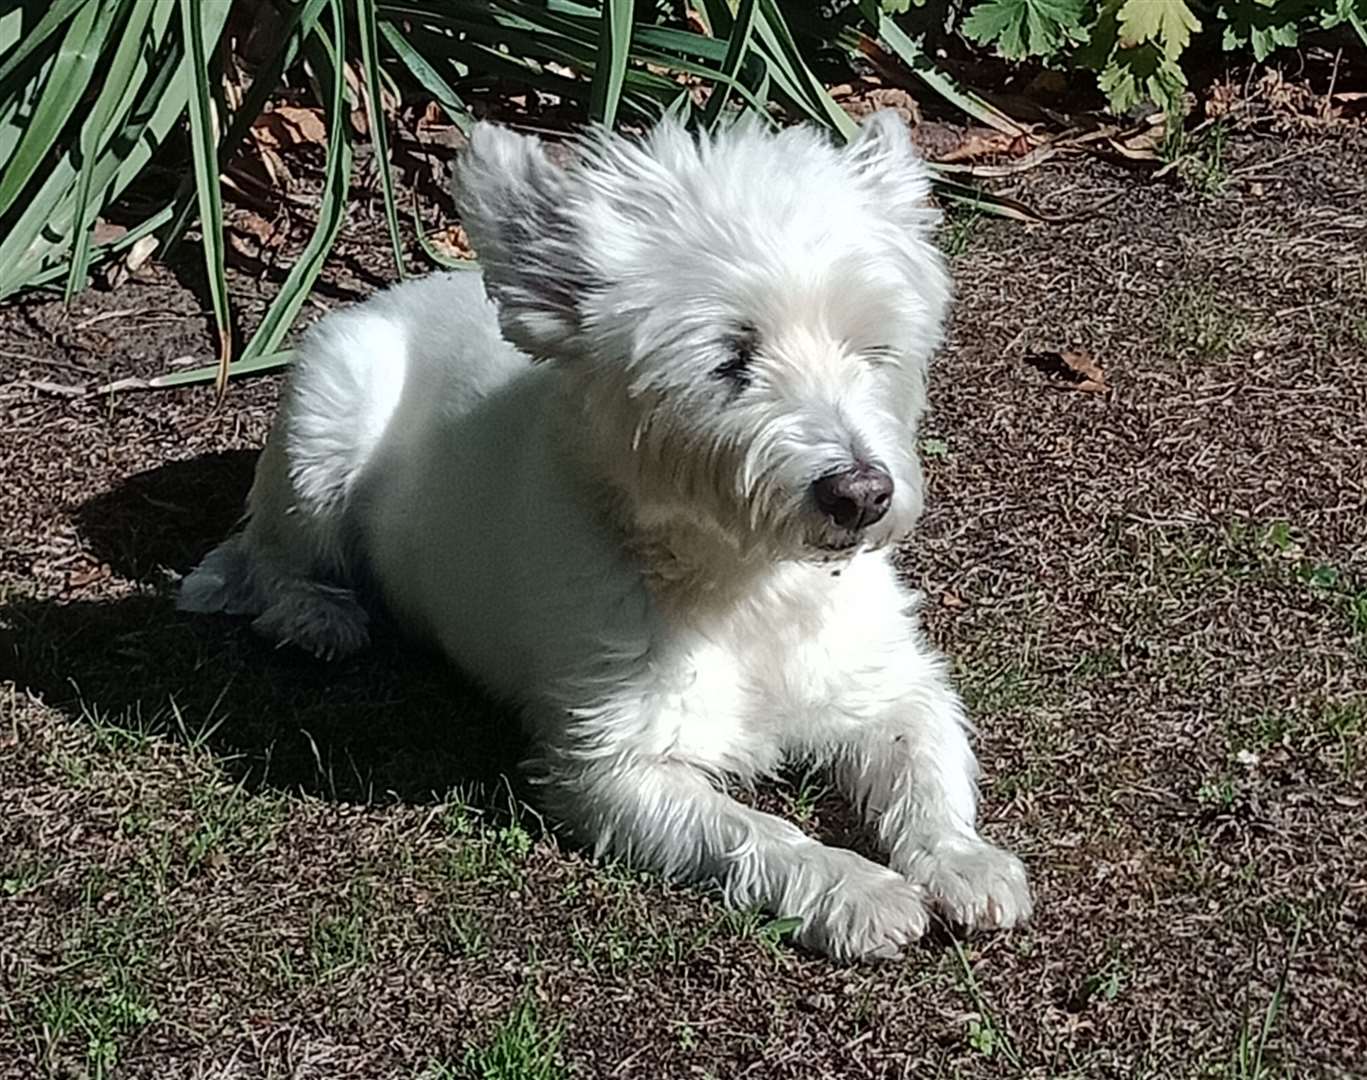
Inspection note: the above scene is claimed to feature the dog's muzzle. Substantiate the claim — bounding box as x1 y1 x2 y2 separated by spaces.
811 464 893 532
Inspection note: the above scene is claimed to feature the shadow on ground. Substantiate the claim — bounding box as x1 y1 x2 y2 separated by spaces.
4 451 527 804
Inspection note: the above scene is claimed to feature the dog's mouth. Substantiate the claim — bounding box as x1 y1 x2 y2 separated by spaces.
807 530 865 556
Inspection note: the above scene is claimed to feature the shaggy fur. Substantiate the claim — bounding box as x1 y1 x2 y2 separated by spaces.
180 112 1032 961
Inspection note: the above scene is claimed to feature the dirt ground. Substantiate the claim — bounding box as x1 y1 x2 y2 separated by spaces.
2 118 1365 1080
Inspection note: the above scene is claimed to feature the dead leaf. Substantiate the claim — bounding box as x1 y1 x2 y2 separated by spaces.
232 210 283 249
1024 349 1108 393
910 122 1020 164
68 564 109 588
23 379 87 398
250 106 326 149
92 220 127 246
428 223 476 262
125 235 158 273
840 85 920 127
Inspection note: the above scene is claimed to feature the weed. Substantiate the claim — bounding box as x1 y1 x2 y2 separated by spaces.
32 973 158 1080
1230 921 1302 1079
1349 593 1367 639
1322 702 1363 776
782 766 828 824
1 858 53 897
437 909 490 960
942 207 981 258
1163 286 1249 360
463 999 565 1080
1196 777 1238 811
1183 122 1230 196
722 907 802 960
308 889 374 979
184 779 282 871
920 436 950 460
951 940 1022 1068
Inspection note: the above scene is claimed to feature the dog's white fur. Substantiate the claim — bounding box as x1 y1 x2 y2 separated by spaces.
180 113 1031 961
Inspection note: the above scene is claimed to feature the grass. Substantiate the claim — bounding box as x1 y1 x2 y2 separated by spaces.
951 940 1022 1069
32 976 159 1080
3 124 1365 1079
942 206 983 258
459 999 566 1080
1162 284 1251 360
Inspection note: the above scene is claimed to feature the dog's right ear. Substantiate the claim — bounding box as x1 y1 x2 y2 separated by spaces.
454 124 585 359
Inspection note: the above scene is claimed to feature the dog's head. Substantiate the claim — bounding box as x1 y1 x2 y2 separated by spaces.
455 112 950 561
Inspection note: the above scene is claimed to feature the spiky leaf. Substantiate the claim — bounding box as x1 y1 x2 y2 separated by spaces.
1218 0 1314 60
1116 0 1201 60
1098 41 1187 111
961 0 1087 60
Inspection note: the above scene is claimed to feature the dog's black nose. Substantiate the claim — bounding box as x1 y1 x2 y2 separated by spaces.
812 465 894 531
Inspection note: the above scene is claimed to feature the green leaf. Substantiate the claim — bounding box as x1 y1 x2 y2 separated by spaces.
588 0 632 126
1098 42 1187 111
238 0 353 368
377 19 474 132
0 0 89 84
355 0 405 279
961 0 1087 59
1116 0 1201 60
701 0 757 131
149 349 297 388
0 0 119 220
0 1 231 298
66 0 174 302
1218 0 1314 60
871 15 1024 135
179 0 233 395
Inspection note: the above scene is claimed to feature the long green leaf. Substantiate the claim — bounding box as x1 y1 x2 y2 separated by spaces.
66 0 169 302
179 0 233 396
754 0 855 138
356 0 405 278
0 0 89 84
588 0 632 126
412 196 479 271
24 204 175 289
869 14 1024 137
0 1 232 297
701 0 758 131
238 0 353 367
159 0 329 256
377 19 473 132
0 0 118 219
149 349 297 388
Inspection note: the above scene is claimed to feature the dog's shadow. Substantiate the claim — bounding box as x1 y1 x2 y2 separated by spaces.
7 451 882 861
5 451 524 805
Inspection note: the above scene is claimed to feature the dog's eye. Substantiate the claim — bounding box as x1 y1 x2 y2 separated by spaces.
863 345 899 366
712 327 758 389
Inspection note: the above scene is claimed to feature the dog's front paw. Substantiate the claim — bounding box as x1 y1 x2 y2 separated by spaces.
794 850 930 963
893 837 1032 932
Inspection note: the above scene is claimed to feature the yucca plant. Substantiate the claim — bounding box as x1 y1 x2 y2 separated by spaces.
0 0 1022 392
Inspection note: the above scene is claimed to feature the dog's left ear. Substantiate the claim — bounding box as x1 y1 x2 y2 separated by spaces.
844 111 937 232
454 124 588 359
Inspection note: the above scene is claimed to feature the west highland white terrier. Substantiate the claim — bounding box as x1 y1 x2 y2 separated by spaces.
180 111 1032 961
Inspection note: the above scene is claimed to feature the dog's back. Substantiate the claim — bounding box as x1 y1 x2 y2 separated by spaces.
178 270 528 658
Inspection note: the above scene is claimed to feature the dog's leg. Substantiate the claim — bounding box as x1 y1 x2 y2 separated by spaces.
829 624 1032 932
541 753 929 963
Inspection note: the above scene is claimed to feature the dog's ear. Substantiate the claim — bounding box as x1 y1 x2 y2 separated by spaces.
454 124 586 358
844 110 937 232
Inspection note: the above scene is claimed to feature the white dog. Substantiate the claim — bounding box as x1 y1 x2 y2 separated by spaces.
180 112 1031 961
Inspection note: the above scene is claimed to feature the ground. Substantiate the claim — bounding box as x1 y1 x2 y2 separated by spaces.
1 120 1365 1080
